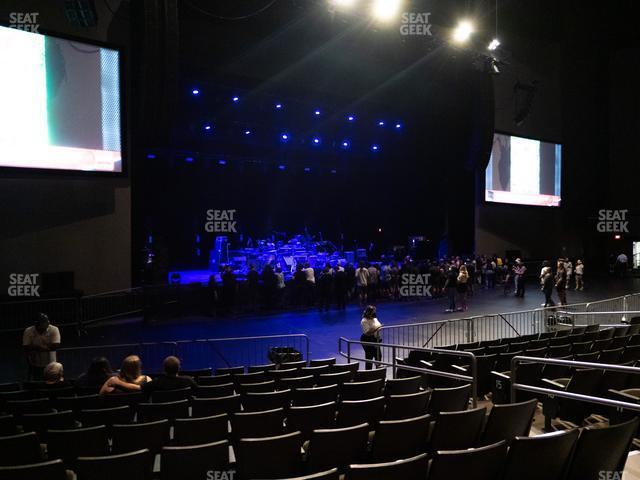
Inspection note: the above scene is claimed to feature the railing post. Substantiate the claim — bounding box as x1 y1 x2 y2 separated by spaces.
347 341 351 364
510 357 518 403
470 353 478 409
623 296 628 323
392 346 397 379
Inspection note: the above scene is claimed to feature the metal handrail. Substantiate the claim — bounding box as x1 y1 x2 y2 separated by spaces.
510 355 640 412
338 337 478 408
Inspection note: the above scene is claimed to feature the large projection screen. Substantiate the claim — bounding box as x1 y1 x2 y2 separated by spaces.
485 133 562 207
0 26 122 172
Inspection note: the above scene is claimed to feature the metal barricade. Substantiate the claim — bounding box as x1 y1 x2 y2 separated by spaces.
338 337 478 407
554 310 640 326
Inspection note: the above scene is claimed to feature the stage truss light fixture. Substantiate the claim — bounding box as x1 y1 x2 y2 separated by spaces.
232 96 239 102
191 89 200 96
452 20 474 43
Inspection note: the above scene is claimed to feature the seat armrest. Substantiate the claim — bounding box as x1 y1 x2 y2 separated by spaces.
541 378 565 390
608 389 640 402
451 364 468 373
420 360 434 368
490 371 510 380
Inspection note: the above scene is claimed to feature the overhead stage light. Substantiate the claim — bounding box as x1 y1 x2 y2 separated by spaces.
488 38 500 51
372 0 402 22
378 121 385 126
312 137 321 145
275 103 283 110
232 96 239 102
341 140 350 149
218 159 227 165
244 129 251 135
452 20 474 43
347 114 355 122
204 124 212 131
395 122 402 129
314 109 321 116
191 89 200 96
331 0 356 9
371 144 380 152
280 133 290 142
278 165 286 171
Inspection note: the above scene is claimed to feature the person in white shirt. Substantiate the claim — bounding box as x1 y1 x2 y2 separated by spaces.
360 305 382 370
574 260 585 290
23 313 61 381
355 263 370 305
564 260 573 289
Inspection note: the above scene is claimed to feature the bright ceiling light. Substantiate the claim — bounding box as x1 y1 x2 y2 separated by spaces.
488 38 501 51
452 20 474 43
372 0 402 22
331 0 357 9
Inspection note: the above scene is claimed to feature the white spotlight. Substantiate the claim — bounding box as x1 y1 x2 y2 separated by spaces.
331 0 357 9
488 38 501 51
372 0 402 22
452 20 474 43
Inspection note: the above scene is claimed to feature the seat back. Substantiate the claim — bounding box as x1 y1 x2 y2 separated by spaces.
247 363 276 373
337 397 385 428
80 405 132 427
427 384 471 415
428 441 508 480
76 449 153 480
371 414 431 462
317 371 352 387
180 368 212 377
598 348 624 364
0 432 43 466
309 358 337 367
384 391 430 420
547 344 572 358
308 423 369 473
174 413 228 446
160 440 229 480
292 385 338 406
236 431 303 480
192 394 241 417
194 383 235 399
385 376 422 396
566 417 639 480
112 419 170 454
6 398 52 416
429 407 487 452
231 407 285 440
216 366 244 376
20 410 75 439
47 425 109 467
0 414 17 437
347 452 429 480
503 429 579 480
279 376 316 391
234 371 269 385
137 399 190 422
329 362 359 374
479 399 537 446
196 374 232 386
236 380 276 394
151 387 192 403
0 459 68 480
286 401 337 440
102 392 144 408
55 394 103 413
341 379 384 401
353 369 387 383
241 389 291 412
301 366 331 380
570 342 592 355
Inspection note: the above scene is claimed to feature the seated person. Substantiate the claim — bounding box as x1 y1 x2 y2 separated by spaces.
100 355 151 394
142 356 196 395
43 361 69 388
76 357 114 390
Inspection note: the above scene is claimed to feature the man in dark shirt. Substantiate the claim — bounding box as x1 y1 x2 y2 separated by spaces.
142 356 196 395
444 265 458 313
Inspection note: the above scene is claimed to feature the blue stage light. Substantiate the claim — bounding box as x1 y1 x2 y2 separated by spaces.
232 96 239 102
304 167 311 172
275 103 283 110
185 157 194 163
312 137 321 145
244 129 251 135
204 124 212 131
191 89 199 95
347 114 355 121
314 109 321 116
278 165 286 170
341 140 350 149
218 159 227 165
378 121 385 126
281 133 290 141
146 153 156 159
395 122 402 129
371 144 380 151
331 169 337 174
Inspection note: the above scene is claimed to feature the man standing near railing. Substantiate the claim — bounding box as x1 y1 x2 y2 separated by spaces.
22 313 61 381
513 258 527 298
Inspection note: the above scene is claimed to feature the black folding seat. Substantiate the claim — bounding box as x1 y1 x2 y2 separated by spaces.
236 431 303 480
281 360 307 370
309 358 337 367
102 392 144 408
502 429 579 480
317 371 352 387
337 397 385 428
236 380 276 394
428 441 508 480
231 407 286 440
55 394 103 413
570 341 592 355
385 376 421 396
180 367 212 377
341 379 384 401
426 384 470 415
5 398 52 417
491 362 543 404
584 324 600 333
286 401 337 440
47 425 109 469
385 391 430 420
542 369 603 426
0 432 43 466
353 368 387 383
428 407 486 452
486 344 509 355
523 347 546 358
0 415 16 436
478 339 501 348
234 371 269 385
76 449 153 480
329 362 359 375
565 418 639 480
548 337 571 347
160 440 229 480
613 325 630 337
546 344 572 358
628 334 640 346
80 405 133 427
591 338 613 352
194 383 235 398
0 459 68 480
566 333 584 344
582 331 599 342
216 366 244 375
528 338 549 350
627 324 640 336
508 341 529 353
540 355 572 381
301 365 331 381
307 423 369 474
609 336 630 349
111 419 170 454
196 374 232 386
137 399 189 422
570 326 587 335
37 386 75 401
192 394 241 417
370 413 431 462
292 385 338 406
597 328 615 340
0 383 20 393
21 410 75 440
241 389 291 412
494 351 523 373
621 345 640 363
555 330 570 338
268 369 301 384
150 387 192 403
248 363 276 373
573 351 599 363
538 331 555 340
347 453 428 480
478 398 537 446
456 341 480 351
279 376 316 391
174 413 228 446
598 347 623 364
75 386 101 396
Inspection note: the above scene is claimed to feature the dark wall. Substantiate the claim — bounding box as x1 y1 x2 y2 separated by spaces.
0 0 131 294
